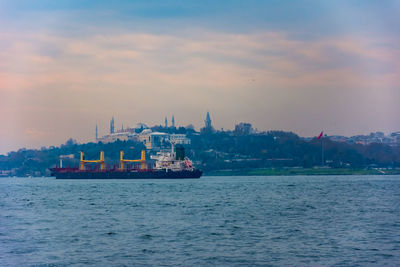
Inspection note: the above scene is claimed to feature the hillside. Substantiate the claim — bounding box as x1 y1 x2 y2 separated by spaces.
1 131 400 177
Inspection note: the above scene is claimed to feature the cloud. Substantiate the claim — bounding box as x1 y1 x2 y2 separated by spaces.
0 29 399 154
2 31 398 92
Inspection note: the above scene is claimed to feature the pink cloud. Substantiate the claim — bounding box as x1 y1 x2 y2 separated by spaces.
0 30 399 153
1 31 398 93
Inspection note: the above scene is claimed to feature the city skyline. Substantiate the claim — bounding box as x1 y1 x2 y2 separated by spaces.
78 113 400 147
1 1 400 154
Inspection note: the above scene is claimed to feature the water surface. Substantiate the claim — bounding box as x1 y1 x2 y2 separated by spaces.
1 176 399 266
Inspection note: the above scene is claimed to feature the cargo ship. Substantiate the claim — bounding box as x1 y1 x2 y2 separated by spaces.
50 142 202 179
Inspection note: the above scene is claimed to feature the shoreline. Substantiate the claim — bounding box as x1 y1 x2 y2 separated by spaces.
205 168 400 176
2 168 400 178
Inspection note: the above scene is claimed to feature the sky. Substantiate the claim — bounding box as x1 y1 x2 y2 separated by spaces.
0 0 399 154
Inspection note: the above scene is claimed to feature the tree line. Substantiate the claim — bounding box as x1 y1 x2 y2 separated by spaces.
1 130 399 176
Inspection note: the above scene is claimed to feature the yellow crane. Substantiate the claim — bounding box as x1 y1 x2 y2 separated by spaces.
80 151 105 171
120 150 146 170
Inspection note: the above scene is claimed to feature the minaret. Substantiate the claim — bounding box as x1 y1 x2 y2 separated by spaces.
95 124 98 141
172 115 175 128
205 111 212 129
165 117 168 128
110 116 115 134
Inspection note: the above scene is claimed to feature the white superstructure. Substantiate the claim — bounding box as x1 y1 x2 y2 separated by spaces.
150 141 194 172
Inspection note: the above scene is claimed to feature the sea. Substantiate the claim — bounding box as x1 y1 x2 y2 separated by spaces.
1 175 399 266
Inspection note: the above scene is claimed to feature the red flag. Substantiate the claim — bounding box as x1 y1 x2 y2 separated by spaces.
317 131 323 139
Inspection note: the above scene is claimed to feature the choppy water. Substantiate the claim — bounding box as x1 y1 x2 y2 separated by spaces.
1 176 400 266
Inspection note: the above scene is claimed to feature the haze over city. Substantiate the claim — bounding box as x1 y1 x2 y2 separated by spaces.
1 1 399 155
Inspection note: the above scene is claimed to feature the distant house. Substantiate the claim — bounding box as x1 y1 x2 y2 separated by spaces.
234 122 253 135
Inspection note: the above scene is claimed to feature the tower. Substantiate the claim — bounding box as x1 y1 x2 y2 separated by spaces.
110 116 115 134
95 124 98 141
201 111 214 134
172 115 175 128
205 111 212 129
165 117 168 128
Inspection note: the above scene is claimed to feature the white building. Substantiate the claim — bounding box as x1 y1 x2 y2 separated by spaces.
138 131 191 150
138 130 168 150
170 134 191 145
97 131 137 143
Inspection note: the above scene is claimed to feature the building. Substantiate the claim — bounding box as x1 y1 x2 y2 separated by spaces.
170 134 191 145
328 135 348 143
201 111 214 133
97 117 138 143
391 132 400 145
234 122 253 135
97 131 137 143
205 112 212 128
95 116 191 149
110 116 115 134
138 130 191 150
329 131 400 147
164 115 176 128
138 130 169 150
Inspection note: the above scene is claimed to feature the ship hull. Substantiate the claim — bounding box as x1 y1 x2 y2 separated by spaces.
51 169 202 179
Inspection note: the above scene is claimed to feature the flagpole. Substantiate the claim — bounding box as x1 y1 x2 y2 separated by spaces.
321 136 324 167
317 131 324 167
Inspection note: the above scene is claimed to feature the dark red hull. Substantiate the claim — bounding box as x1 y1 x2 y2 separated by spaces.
50 168 202 179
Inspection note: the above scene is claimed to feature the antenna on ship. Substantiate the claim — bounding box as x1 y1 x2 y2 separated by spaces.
170 139 177 159
95 124 98 141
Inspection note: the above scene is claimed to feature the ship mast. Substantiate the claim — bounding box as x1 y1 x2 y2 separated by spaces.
170 139 176 159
